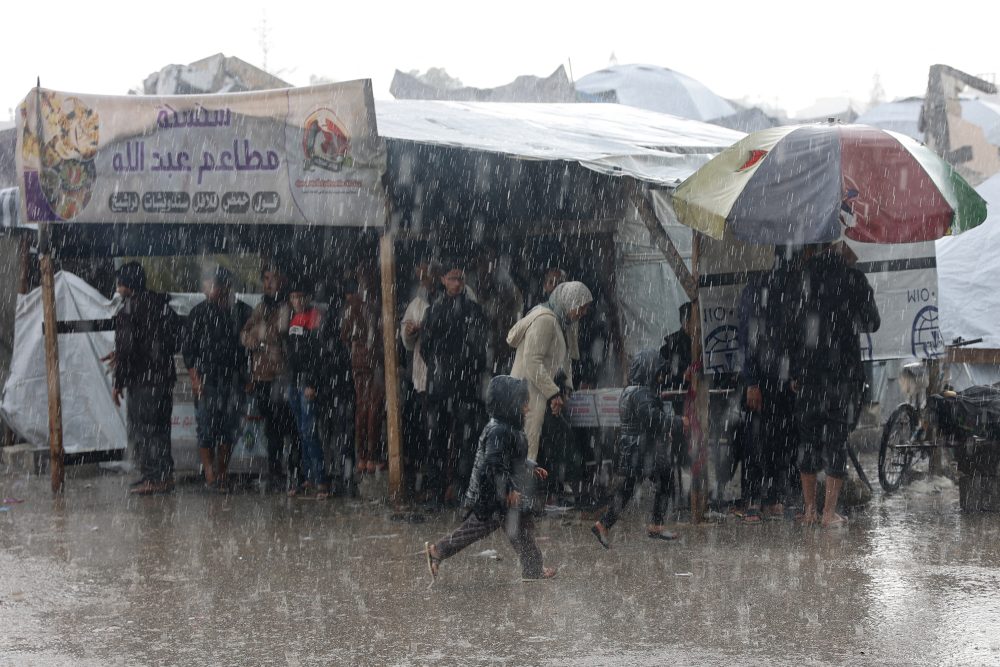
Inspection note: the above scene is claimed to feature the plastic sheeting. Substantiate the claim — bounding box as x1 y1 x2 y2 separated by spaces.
575 64 736 122
375 100 744 186
0 271 125 454
937 173 1000 348
614 193 692 359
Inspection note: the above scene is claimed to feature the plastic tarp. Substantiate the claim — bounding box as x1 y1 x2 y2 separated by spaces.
0 271 125 453
937 173 1000 347
574 64 736 122
615 192 693 359
374 100 744 186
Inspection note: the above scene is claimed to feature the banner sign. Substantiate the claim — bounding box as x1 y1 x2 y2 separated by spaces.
16 81 386 226
698 238 941 374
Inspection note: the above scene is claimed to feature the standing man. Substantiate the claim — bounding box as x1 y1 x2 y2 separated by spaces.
792 242 880 527
241 262 297 490
110 262 181 495
421 257 488 505
401 260 437 497
735 247 803 523
183 266 252 491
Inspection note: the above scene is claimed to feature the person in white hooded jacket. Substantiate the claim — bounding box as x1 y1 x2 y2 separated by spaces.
507 281 594 461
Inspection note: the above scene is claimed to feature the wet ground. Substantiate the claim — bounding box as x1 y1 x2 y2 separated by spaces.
2 464 1000 666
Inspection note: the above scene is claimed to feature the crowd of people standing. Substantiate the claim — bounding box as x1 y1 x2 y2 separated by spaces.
107 240 879 542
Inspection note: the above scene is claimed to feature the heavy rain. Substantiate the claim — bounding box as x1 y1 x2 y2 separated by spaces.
1 4 1000 665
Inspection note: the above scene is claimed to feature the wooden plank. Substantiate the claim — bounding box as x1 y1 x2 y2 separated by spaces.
688 232 708 523
947 348 1000 365
39 251 65 494
379 232 404 501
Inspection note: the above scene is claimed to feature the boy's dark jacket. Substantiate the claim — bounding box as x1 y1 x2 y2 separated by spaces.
462 375 535 520
287 307 323 388
114 289 180 390
617 350 684 475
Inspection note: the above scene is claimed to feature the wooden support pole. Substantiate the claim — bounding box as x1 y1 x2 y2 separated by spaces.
689 232 708 523
379 232 404 501
629 183 698 302
39 240 64 493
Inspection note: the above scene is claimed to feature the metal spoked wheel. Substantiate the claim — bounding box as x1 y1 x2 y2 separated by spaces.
878 404 919 493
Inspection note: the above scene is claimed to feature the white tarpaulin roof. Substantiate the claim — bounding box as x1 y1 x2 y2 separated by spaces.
374 100 745 185
937 173 1000 347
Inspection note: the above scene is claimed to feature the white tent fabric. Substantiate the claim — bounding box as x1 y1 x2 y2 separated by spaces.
0 271 126 454
856 96 1000 145
374 100 744 185
575 64 736 122
937 173 1000 348
856 99 924 141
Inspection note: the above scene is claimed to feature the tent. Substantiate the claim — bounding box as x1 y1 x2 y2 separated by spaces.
575 64 736 122
937 173 1000 350
4 87 746 494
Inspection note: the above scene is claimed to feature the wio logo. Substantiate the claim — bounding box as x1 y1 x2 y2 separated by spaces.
911 305 943 358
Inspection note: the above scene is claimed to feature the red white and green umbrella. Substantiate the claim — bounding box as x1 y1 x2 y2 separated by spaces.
672 122 988 244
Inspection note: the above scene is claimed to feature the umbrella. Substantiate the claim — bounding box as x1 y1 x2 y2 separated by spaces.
671 122 988 244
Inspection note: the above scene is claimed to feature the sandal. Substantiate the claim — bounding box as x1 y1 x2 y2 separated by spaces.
648 529 680 541
795 511 819 526
591 522 611 550
741 508 763 525
425 542 440 580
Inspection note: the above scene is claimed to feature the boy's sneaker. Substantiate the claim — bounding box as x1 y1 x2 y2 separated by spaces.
521 566 558 582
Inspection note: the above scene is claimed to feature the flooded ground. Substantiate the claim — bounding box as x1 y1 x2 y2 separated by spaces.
2 463 1000 666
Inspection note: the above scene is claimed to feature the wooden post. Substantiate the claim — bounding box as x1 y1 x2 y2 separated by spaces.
33 83 64 493
927 358 943 476
39 233 64 493
689 231 708 523
629 185 698 302
379 232 404 501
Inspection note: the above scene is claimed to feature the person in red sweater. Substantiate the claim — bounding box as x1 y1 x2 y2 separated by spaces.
286 275 329 497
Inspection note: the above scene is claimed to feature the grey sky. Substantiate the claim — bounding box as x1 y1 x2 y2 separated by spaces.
3 0 997 122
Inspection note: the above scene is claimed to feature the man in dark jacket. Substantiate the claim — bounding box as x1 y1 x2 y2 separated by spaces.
110 262 180 495
424 375 556 581
182 266 252 490
792 242 880 527
735 246 804 522
420 258 488 504
591 350 687 548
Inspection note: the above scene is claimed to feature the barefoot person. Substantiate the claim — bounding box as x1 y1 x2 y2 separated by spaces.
591 350 688 548
792 242 880 528
425 375 556 582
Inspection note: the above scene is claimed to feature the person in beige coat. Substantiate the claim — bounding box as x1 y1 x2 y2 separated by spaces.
507 281 594 461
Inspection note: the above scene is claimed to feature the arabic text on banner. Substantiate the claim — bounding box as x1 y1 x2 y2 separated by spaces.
15 82 386 227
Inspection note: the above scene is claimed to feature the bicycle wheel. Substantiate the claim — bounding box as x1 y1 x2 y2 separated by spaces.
878 404 919 493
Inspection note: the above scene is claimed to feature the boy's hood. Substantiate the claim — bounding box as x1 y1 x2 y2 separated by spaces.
628 349 667 388
486 375 529 427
